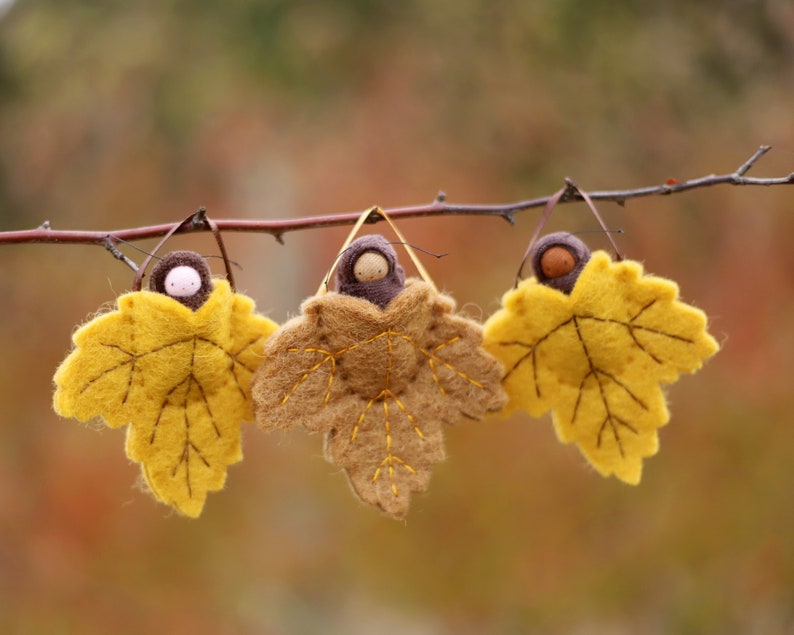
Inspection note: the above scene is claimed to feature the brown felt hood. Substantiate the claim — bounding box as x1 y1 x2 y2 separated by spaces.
334 234 406 309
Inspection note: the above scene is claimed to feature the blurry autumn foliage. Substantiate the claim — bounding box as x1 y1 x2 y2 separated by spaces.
1 1 793 634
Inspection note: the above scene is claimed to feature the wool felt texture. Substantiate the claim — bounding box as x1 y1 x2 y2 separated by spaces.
530 231 591 294
149 250 213 310
483 251 719 484
252 280 507 518
53 280 278 517
334 235 406 309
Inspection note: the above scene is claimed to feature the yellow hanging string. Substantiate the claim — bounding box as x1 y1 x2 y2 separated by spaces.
317 206 438 296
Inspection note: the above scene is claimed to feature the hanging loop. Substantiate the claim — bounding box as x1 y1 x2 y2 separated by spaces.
318 206 438 296
514 180 622 288
132 208 236 291
514 186 567 287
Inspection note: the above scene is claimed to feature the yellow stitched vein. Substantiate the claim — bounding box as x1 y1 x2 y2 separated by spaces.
282 326 485 500
351 392 382 442
391 392 425 440
281 347 336 405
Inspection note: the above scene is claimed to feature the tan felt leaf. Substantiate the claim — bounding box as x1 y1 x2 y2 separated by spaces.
253 280 507 517
53 281 277 517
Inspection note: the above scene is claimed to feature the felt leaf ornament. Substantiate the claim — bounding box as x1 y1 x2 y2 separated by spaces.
252 234 507 518
483 233 719 484
53 251 278 517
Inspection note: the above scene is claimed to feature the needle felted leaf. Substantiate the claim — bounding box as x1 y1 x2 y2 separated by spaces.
483 251 719 484
252 280 507 518
53 281 277 517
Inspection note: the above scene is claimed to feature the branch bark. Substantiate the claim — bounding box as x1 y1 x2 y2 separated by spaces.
1 146 790 258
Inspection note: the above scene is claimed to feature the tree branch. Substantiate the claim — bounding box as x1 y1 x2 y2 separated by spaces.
1 146 790 256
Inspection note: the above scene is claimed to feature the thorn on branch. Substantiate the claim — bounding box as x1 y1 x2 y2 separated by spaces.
364 207 382 224
191 207 208 229
273 232 285 245
39 220 51 230
435 190 447 203
562 177 581 202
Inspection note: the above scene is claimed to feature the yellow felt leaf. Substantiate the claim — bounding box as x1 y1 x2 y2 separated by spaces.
53 281 277 517
483 251 719 484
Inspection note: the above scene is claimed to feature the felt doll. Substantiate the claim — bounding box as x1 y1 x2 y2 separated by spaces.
483 231 719 484
53 250 278 517
148 249 213 309
334 234 406 309
252 222 507 518
528 231 592 294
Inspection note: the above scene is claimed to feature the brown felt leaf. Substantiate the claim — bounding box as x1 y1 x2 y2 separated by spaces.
252 280 507 517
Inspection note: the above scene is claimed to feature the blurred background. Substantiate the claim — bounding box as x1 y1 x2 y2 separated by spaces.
1 1 793 633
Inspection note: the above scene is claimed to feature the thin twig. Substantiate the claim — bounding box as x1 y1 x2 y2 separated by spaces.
734 144 771 176
0 146 790 254
102 236 139 272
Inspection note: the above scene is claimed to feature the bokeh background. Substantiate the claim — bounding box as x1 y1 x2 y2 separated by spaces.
1 1 793 633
